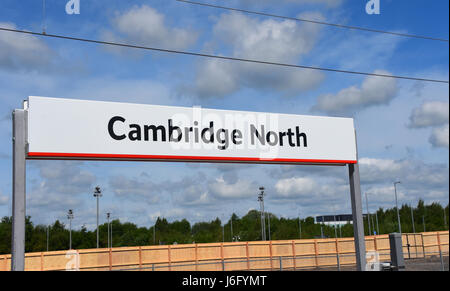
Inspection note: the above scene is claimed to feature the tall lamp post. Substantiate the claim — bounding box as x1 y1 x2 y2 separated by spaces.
298 214 302 239
221 213 225 243
258 187 266 241
106 212 111 248
394 181 402 234
230 213 234 242
365 193 372 236
67 209 74 250
366 193 380 235
94 186 102 248
410 203 416 233
46 225 49 252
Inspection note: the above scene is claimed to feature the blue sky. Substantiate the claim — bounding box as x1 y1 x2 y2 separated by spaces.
0 0 448 230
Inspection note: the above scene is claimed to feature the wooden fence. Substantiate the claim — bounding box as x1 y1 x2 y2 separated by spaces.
0 231 448 271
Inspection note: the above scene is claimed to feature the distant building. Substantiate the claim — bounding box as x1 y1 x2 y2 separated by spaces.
315 214 369 226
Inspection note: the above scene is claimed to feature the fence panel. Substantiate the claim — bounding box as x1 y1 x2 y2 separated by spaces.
1 230 447 271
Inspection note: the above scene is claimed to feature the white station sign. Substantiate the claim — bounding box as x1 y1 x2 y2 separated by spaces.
26 96 357 165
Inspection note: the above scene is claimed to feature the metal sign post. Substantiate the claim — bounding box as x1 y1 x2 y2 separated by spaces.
12 109 26 271
349 162 367 271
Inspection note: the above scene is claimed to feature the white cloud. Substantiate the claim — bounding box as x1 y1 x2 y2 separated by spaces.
409 101 449 128
291 0 343 6
240 0 343 7
315 33 403 73
102 5 197 51
359 158 449 188
209 177 256 199
63 77 175 106
173 183 214 206
26 161 97 224
312 70 398 115
274 177 317 198
109 174 160 203
0 22 52 71
0 191 8 206
268 157 448 214
213 12 321 62
408 101 449 148
32 161 96 196
191 12 324 98
364 185 407 204
429 124 449 148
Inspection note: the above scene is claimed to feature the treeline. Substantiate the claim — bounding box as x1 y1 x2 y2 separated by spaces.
0 199 448 254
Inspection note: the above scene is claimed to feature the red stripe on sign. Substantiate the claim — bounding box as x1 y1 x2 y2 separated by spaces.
27 152 357 164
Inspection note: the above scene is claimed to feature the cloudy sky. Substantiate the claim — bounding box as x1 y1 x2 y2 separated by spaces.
0 0 448 230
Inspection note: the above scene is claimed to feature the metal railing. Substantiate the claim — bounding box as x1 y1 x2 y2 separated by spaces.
111 251 449 272
404 251 449 271
112 253 369 271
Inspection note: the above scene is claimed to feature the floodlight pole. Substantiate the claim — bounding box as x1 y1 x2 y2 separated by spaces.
422 215 426 232
46 225 49 252
107 213 111 248
365 193 372 236
258 187 266 241
444 207 447 229
93 186 102 248
67 209 74 249
11 109 26 271
222 213 225 243
230 214 233 241
375 211 380 235
410 204 416 233
298 215 302 239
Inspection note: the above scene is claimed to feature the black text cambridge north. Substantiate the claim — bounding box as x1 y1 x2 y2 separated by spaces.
107 116 308 151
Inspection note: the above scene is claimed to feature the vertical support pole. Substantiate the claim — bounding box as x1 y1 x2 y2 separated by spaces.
421 233 426 258
40 252 44 271
96 195 99 248
436 232 442 265
291 241 296 271
109 247 112 271
195 244 198 271
168 245 171 271
220 243 224 271
348 162 367 271
365 193 372 236
406 235 411 259
246 242 250 270
269 241 273 271
47 226 49 252
107 217 110 249
138 246 142 271
436 232 442 253
335 238 340 271
314 239 319 268
373 236 378 253
410 205 416 234
413 234 418 259
11 109 26 271
3 255 7 271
